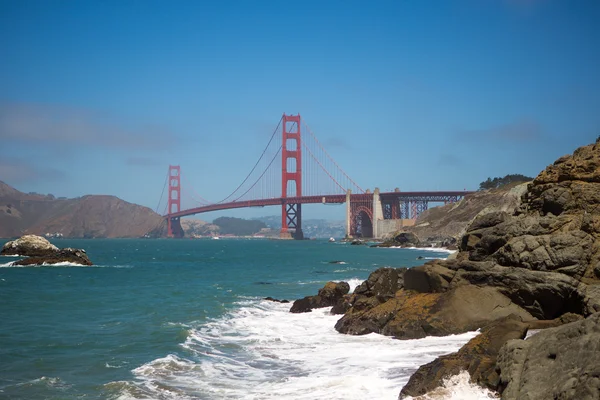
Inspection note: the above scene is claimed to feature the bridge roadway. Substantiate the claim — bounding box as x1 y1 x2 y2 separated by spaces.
166 191 472 219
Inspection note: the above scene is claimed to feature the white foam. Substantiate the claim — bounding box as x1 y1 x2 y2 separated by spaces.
40 261 88 267
403 371 499 399
387 246 457 254
0 261 91 267
346 278 363 293
0 261 15 267
115 300 479 400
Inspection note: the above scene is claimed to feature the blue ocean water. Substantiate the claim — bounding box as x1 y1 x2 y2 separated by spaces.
0 239 488 400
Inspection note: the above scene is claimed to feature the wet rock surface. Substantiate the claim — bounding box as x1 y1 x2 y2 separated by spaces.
289 281 350 313
1 235 92 266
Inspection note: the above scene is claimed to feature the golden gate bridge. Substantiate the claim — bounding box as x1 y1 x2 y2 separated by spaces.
157 114 472 239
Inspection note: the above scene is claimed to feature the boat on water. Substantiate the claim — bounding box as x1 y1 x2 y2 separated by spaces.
212 236 220 240
329 237 336 242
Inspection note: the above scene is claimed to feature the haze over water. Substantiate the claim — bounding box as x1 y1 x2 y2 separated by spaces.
0 238 497 399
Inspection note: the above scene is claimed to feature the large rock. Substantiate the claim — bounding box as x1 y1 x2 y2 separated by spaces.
335 284 533 339
331 267 407 315
1 235 59 256
1 235 92 266
328 141 600 398
497 312 600 400
13 248 93 266
449 263 590 319
289 281 349 313
400 314 528 399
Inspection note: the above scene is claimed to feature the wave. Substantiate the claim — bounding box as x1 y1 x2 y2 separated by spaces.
0 261 15 267
0 376 72 393
346 278 363 293
110 300 483 400
385 246 457 254
403 371 498 399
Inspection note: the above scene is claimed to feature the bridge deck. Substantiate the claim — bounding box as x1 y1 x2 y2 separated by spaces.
165 191 473 219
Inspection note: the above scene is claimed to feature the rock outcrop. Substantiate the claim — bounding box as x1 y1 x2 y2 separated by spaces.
400 314 528 398
1 235 93 266
289 140 600 398
381 182 530 249
1 234 59 256
497 312 600 400
289 281 350 313
397 141 600 397
331 267 406 315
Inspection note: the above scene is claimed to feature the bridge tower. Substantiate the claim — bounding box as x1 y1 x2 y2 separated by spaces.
280 114 304 240
167 165 184 238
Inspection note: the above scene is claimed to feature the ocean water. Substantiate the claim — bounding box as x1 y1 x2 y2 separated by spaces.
0 239 495 400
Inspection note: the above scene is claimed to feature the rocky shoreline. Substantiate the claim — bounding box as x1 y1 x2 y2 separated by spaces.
288 140 600 399
1 235 93 266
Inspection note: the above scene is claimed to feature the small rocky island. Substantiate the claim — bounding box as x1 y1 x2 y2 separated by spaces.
290 139 600 399
1 235 93 266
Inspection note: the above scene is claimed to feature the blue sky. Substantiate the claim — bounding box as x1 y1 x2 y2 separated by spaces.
1 0 599 221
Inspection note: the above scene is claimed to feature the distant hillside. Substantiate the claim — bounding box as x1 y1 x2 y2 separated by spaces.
0 181 165 238
253 215 345 238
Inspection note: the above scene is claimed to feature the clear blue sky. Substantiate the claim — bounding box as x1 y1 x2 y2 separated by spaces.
1 0 599 221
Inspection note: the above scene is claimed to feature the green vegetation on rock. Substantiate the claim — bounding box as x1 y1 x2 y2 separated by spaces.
478 174 533 190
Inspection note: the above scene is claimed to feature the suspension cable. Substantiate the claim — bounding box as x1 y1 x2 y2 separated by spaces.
216 116 283 203
302 141 347 193
303 121 364 193
232 145 283 202
155 169 169 214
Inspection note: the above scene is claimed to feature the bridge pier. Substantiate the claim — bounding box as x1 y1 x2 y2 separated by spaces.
280 202 304 240
167 217 184 238
345 190 352 238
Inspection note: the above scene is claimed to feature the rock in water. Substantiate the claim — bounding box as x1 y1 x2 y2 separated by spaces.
2 235 93 266
1 234 59 256
13 248 92 266
290 281 350 313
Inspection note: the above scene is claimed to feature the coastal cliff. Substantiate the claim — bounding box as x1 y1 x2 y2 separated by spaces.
380 182 529 248
294 139 600 399
0 181 165 238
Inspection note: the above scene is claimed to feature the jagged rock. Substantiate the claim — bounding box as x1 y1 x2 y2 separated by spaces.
451 264 588 319
13 248 92 266
354 267 406 298
289 281 350 313
497 312 600 400
331 267 407 315
1 234 59 256
494 230 594 277
399 314 528 399
335 284 533 339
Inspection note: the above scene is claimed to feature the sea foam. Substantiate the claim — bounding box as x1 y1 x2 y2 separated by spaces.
114 299 485 400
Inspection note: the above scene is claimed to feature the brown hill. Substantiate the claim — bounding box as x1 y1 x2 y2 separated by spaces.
0 181 165 238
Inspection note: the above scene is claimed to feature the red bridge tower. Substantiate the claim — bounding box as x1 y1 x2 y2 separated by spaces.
280 114 304 239
167 165 184 238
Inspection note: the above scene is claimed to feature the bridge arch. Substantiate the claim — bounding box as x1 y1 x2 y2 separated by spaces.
351 205 373 238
